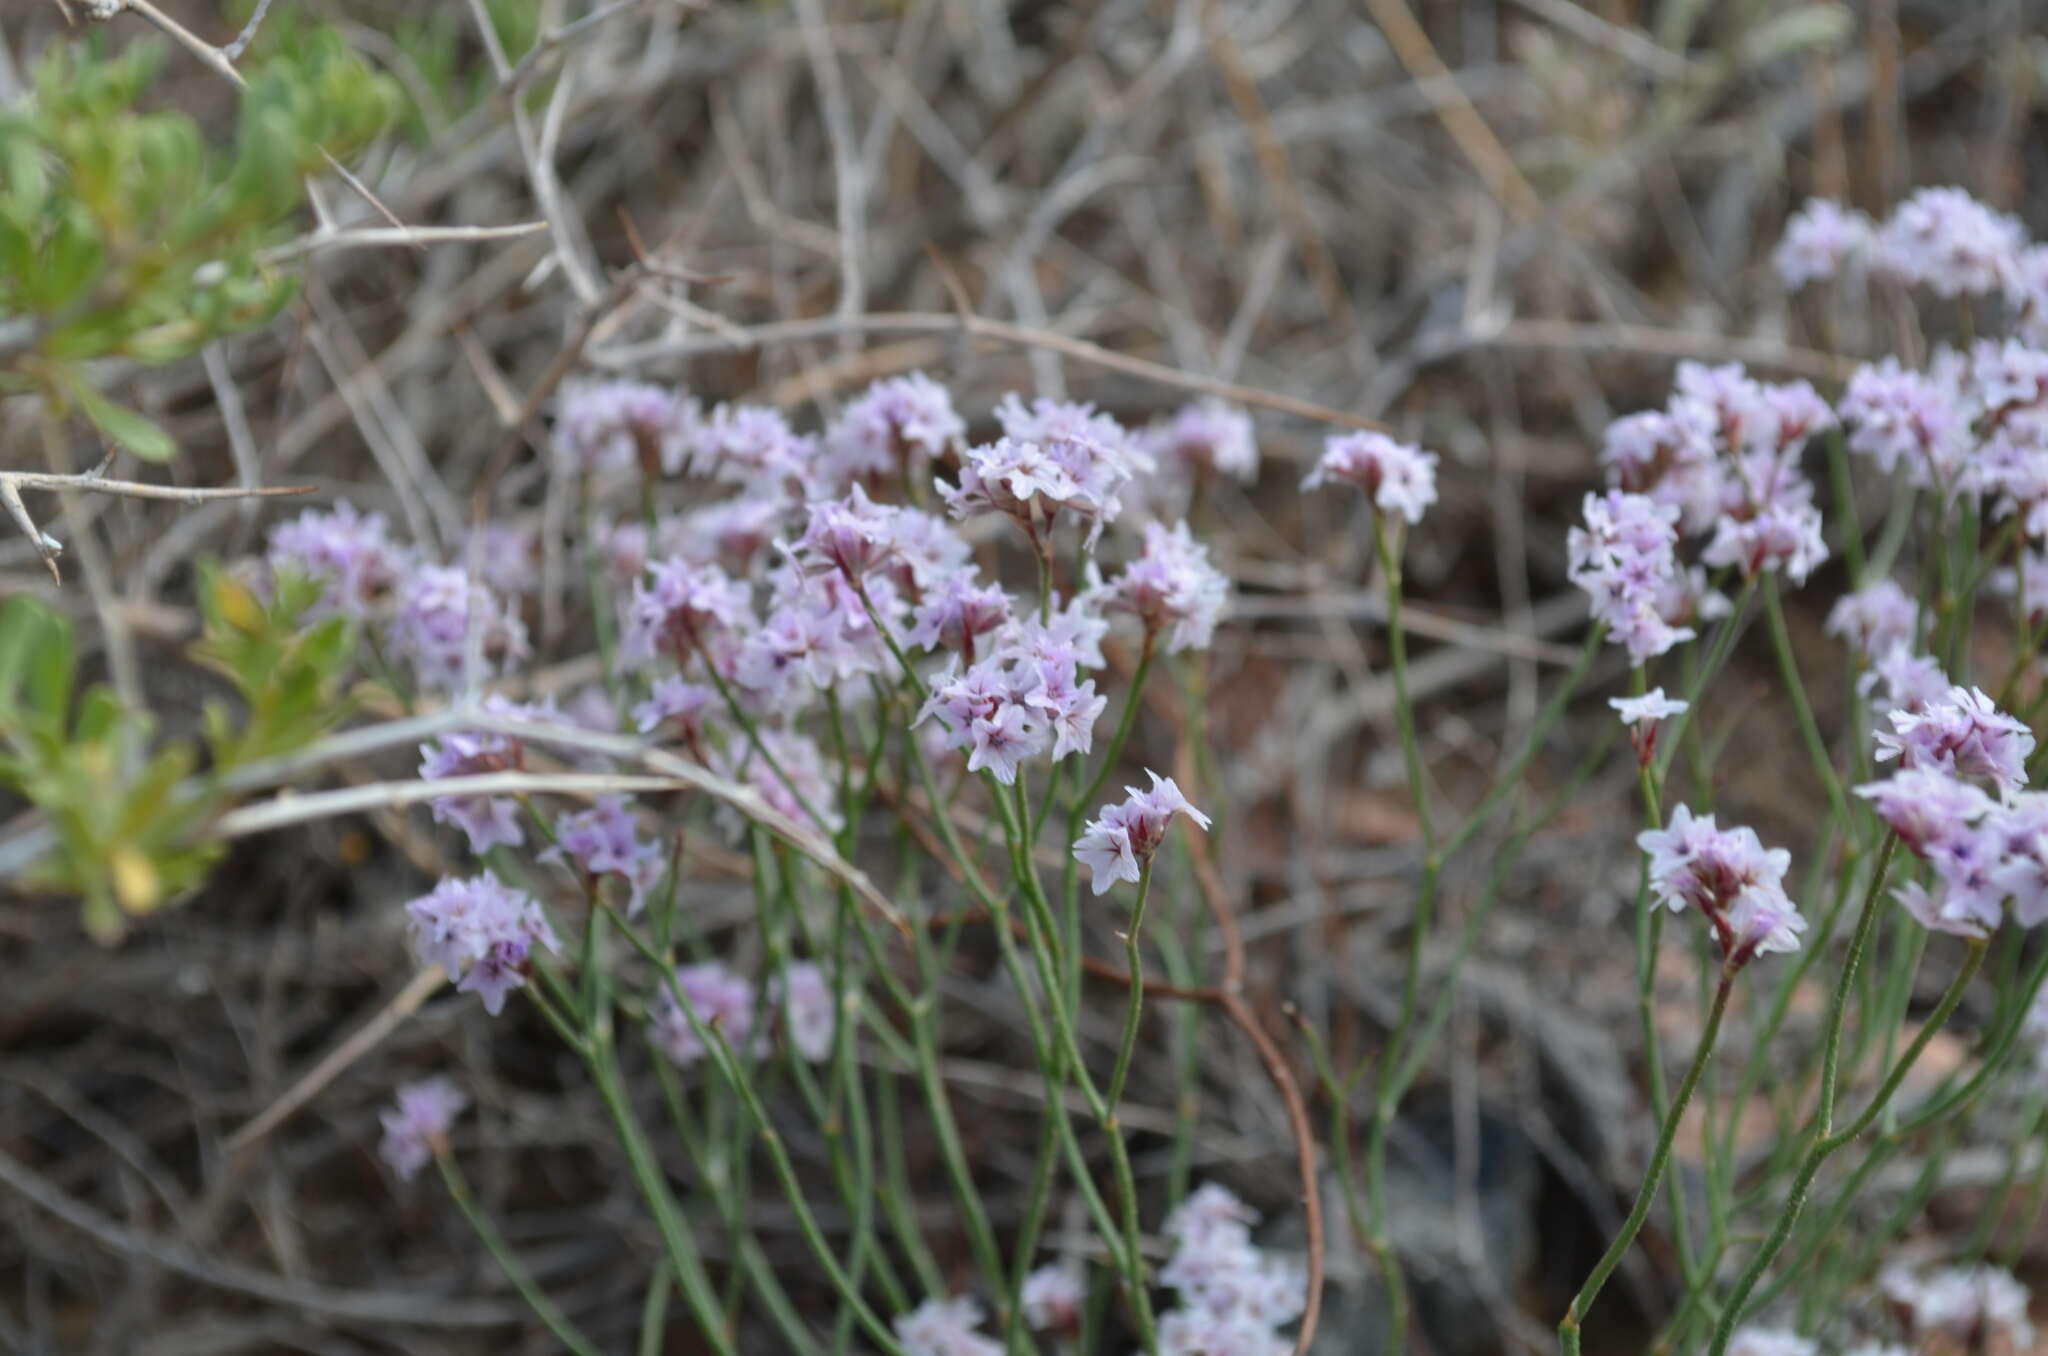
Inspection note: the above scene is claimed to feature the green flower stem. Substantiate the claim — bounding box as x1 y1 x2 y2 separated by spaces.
1107 862 1153 1108
1760 575 1849 825
1707 936 1985 1354
692 634 829 830
435 1151 605 1356
605 903 908 1356
585 1043 738 1356
1559 964 1737 1356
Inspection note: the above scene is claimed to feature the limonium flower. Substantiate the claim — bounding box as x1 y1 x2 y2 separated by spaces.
1855 768 1995 859
468 521 538 597
623 557 752 663
268 501 411 621
1020 1262 1084 1333
1825 579 1919 660
793 484 901 581
378 1077 466 1180
1862 646 1950 716
1610 688 1688 768
1300 431 1439 524
916 635 1107 783
1637 806 1805 964
1773 197 1874 289
1073 772 1212 894
1144 399 1259 482
893 1296 1002 1356
1839 357 1973 493
1155 1183 1304 1356
406 875 561 1015
906 571 1012 660
1568 490 1695 664
1724 1330 1817 1356
824 372 964 482
717 728 842 832
1881 1262 2035 1348
651 962 756 1067
696 402 818 488
386 564 529 691
1101 519 1230 654
1873 685 2035 794
771 961 835 1063
1702 449 1828 584
1600 406 1722 532
1874 186 2025 297
539 795 665 916
419 694 553 854
935 394 1142 547
553 379 699 476
631 675 716 753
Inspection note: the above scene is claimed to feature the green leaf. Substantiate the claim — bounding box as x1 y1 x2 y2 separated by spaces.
66 374 176 461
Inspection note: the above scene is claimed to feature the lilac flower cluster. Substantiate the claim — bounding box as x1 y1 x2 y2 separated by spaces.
892 1296 1002 1356
650 959 836 1068
1568 490 1697 664
1301 430 1439 524
267 501 410 621
916 606 1112 785
1777 187 2028 299
1857 686 2048 937
1073 772 1212 894
1637 806 1806 965
1880 1262 2034 1348
539 795 665 915
377 1077 466 1180
1152 1183 1305 1356
1610 688 1688 767
554 379 700 476
1019 1262 1084 1335
939 394 1146 547
406 875 561 1014
1095 519 1230 655
418 693 552 853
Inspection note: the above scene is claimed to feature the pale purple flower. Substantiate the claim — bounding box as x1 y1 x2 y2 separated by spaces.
773 961 835 1063
1986 792 2048 927
825 373 964 481
468 522 538 596
1568 490 1696 663
1157 1183 1304 1355
1074 772 1212 894
1827 579 1920 660
267 502 411 621
1024 662 1106 762
386 565 529 691
1991 547 2048 621
893 1297 1002 1356
1839 357 1974 493
674 497 789 567
906 572 1012 659
539 795 665 916
1301 431 1439 524
1981 411 2048 542
1862 646 1950 716
965 702 1046 784
873 506 975 596
632 676 716 750
1725 1331 1817 1356
378 1077 466 1181
935 394 1143 547
1856 768 1995 859
554 380 699 476
793 484 900 580
1600 406 1724 531
696 402 818 488
1874 685 2035 794
719 729 841 832
419 694 550 853
1637 805 1804 962
406 875 561 1015
1703 450 1829 584
1773 198 1874 289
1611 688 1688 766
1970 337 2048 414
1166 1182 1259 1247
1103 520 1230 654
1145 400 1259 482
1875 187 2025 298
623 557 751 663
1021 1263 1085 1333
1675 361 1778 455
651 962 756 1067
1882 1263 2034 1348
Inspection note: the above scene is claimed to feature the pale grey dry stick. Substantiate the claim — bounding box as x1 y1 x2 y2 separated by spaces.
0 469 313 582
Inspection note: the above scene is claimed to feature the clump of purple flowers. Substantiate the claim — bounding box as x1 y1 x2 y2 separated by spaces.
540 795 665 916
386 565 529 691
892 1296 1002 1356
1638 806 1806 965
938 394 1143 547
824 372 965 482
1568 490 1696 664
651 961 757 1067
1154 1183 1305 1356
378 1077 467 1181
554 379 700 477
418 694 552 853
267 501 412 621
1873 684 2035 794
1301 430 1438 524
1073 772 1212 894
406 875 561 1015
1098 519 1230 655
